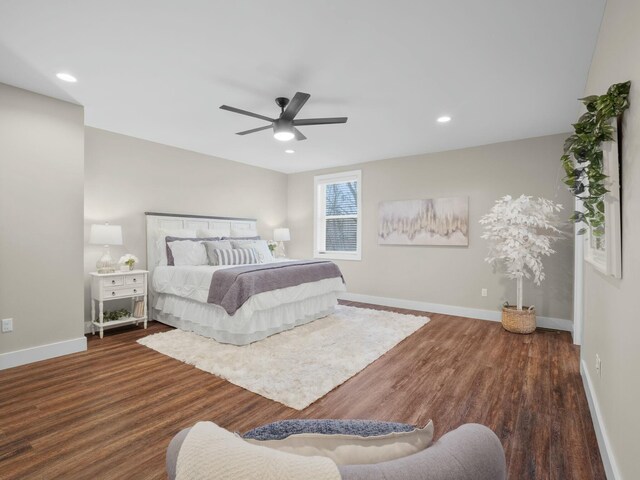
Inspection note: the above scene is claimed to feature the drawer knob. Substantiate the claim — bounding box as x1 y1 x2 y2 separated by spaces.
133 278 137 283
111 280 115 284
112 291 116 296
133 289 137 293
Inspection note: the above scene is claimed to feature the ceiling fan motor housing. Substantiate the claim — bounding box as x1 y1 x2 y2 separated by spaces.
275 97 290 112
273 118 292 131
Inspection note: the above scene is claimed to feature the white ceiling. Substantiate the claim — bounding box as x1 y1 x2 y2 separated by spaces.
0 0 605 173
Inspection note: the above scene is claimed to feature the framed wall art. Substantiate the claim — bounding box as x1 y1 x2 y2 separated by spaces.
378 196 469 246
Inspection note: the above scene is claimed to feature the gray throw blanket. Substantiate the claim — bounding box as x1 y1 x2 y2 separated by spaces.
208 260 344 315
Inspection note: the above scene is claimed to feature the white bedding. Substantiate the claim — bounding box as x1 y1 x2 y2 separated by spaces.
151 261 346 345
153 264 234 303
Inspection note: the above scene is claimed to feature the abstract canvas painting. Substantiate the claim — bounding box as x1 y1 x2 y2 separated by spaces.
378 197 469 246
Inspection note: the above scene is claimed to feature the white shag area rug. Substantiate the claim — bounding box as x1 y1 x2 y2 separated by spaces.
137 305 429 410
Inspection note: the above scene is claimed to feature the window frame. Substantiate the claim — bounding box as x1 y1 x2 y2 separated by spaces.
313 170 362 261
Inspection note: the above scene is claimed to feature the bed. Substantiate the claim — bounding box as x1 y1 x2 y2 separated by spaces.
146 212 346 345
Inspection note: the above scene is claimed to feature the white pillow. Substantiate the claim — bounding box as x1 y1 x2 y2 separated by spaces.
156 229 197 266
176 422 339 480
231 239 273 263
245 421 434 466
168 240 208 266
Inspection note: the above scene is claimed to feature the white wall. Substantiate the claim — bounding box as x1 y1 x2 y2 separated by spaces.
581 0 640 477
83 127 288 324
288 134 574 322
0 83 85 366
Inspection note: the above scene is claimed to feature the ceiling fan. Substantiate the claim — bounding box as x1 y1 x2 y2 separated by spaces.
220 92 347 142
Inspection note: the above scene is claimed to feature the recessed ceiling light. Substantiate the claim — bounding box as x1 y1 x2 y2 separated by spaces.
437 116 452 123
285 149 295 154
56 72 77 83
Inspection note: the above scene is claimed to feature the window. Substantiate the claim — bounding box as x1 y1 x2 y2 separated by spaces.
314 170 362 260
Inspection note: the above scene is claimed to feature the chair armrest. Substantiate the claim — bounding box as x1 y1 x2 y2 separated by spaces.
338 424 506 480
166 428 191 480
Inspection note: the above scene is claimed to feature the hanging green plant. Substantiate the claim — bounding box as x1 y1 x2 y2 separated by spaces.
561 81 630 235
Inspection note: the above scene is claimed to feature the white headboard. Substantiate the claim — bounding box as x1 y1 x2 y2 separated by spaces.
145 211 258 269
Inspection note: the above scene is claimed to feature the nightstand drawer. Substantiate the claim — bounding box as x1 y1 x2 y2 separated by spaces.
103 286 143 298
105 276 125 287
125 275 145 286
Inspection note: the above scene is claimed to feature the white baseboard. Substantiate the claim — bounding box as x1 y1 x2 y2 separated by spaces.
580 359 620 480
0 336 87 370
338 292 573 332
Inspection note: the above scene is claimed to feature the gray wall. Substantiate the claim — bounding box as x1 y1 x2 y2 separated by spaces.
581 0 640 477
0 83 85 354
288 133 574 320
83 127 288 324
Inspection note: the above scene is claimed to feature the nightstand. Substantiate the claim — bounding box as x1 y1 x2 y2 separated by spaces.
90 270 148 338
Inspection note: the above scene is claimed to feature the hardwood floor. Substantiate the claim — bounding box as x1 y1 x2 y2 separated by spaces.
0 301 605 479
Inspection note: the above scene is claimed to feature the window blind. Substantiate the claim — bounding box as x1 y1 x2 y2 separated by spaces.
324 181 358 252
314 170 362 260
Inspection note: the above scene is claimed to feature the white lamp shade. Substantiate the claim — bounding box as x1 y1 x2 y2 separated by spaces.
90 224 123 246
273 228 291 242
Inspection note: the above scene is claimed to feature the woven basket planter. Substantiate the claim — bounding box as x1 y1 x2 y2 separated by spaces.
501 305 536 334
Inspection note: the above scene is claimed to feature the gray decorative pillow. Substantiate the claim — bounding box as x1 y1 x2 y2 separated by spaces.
243 419 416 441
221 236 261 240
243 419 434 466
202 240 233 265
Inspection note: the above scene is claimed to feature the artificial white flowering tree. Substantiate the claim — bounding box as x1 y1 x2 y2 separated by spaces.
479 195 563 311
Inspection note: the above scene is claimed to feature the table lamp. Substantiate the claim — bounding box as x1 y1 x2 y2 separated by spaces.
273 228 291 258
90 223 123 273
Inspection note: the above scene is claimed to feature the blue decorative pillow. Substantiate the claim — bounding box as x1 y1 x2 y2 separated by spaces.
243 419 416 441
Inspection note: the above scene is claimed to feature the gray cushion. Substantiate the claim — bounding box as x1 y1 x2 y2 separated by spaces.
202 240 233 265
243 419 416 441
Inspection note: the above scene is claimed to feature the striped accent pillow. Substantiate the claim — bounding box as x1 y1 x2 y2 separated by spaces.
203 240 234 266
212 248 258 266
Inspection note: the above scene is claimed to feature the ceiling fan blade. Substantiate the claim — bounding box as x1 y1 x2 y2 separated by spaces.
220 105 275 123
281 92 311 121
293 128 307 141
293 117 348 126
235 125 272 135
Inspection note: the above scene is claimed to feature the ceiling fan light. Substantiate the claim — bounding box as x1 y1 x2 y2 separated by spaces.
274 131 294 141
56 72 77 83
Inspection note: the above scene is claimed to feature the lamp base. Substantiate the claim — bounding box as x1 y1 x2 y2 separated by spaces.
96 246 116 274
276 241 287 258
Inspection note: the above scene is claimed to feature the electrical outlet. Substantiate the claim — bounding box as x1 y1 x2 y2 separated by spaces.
481 288 488 297
595 354 601 377
1 318 13 333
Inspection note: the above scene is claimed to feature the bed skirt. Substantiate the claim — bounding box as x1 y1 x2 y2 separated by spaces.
152 291 339 345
